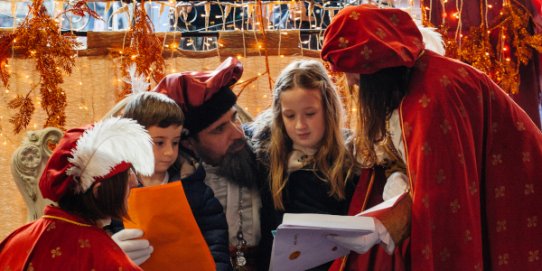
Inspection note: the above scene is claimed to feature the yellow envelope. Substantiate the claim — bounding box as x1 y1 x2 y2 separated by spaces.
124 181 215 271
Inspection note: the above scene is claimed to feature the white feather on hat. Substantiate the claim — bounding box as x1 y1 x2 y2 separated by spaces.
66 117 154 193
126 64 151 94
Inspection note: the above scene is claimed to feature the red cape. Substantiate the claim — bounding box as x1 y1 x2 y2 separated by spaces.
0 206 142 271
332 51 542 270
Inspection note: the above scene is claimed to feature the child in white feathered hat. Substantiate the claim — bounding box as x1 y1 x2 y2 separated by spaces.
0 117 153 270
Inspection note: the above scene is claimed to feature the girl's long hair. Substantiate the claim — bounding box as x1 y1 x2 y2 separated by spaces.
269 60 355 210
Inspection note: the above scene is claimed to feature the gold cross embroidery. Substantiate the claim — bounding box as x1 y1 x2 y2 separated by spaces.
422 245 431 259
525 183 535 195
496 220 507 232
376 28 387 39
491 154 502 165
522 152 531 162
458 67 468 77
360 45 373 59
418 94 431 108
46 222 56 231
527 216 538 228
464 230 472 242
440 75 451 87
349 11 360 20
338 37 349 48
516 121 525 131
51 247 62 258
79 239 90 248
440 119 451 134
421 142 431 155
469 182 478 195
528 250 540 262
498 253 509 265
494 186 505 198
449 199 460 213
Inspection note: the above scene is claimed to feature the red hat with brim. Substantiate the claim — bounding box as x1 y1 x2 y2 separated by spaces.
152 57 243 135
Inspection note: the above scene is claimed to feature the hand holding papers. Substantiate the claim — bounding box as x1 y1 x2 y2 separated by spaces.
270 214 375 271
270 192 409 271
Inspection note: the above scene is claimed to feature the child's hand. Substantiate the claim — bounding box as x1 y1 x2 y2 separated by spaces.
112 228 154 265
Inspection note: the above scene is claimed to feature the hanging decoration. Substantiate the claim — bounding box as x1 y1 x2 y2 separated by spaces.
63 0 101 18
256 0 273 92
0 0 101 133
118 0 166 98
424 0 542 94
7 88 35 134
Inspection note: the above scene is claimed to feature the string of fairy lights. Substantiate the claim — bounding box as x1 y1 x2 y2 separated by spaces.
0 0 541 140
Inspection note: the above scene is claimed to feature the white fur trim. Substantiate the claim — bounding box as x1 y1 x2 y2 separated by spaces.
66 117 154 193
415 20 446 56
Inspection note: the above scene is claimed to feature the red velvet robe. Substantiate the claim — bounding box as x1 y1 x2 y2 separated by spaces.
331 50 542 271
0 206 142 271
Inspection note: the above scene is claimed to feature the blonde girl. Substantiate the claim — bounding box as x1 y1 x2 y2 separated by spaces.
269 59 357 213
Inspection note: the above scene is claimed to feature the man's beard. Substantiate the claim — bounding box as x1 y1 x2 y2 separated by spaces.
217 142 259 189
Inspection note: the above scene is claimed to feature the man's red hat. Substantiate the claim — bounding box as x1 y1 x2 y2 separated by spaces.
152 57 243 135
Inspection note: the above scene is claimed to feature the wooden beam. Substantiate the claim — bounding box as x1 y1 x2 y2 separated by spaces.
2 30 320 57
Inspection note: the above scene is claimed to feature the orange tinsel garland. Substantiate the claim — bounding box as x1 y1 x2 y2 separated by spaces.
0 0 88 133
118 0 166 98
429 1 542 94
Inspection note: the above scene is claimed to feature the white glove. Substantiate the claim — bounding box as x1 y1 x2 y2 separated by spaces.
383 172 409 201
112 229 154 265
326 218 395 255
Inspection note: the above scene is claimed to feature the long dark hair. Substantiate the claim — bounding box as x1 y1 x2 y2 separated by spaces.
356 66 411 165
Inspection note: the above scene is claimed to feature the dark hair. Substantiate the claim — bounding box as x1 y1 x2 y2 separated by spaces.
358 66 411 144
58 170 130 224
354 66 411 166
123 92 184 128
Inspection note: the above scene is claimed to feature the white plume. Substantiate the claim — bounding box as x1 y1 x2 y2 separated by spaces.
125 64 150 94
415 20 446 56
66 117 154 193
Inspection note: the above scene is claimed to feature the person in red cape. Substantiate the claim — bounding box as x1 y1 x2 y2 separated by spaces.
321 4 542 271
0 117 155 271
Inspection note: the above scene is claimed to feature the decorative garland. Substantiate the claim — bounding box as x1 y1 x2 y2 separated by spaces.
118 0 166 98
424 0 542 94
0 0 98 133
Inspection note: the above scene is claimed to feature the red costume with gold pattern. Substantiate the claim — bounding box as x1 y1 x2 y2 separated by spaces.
0 206 141 271
0 118 153 271
322 5 542 271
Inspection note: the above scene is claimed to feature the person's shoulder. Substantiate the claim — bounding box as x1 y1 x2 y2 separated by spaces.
423 51 484 76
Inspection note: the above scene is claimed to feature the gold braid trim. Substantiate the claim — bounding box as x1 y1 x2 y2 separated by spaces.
42 215 92 227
